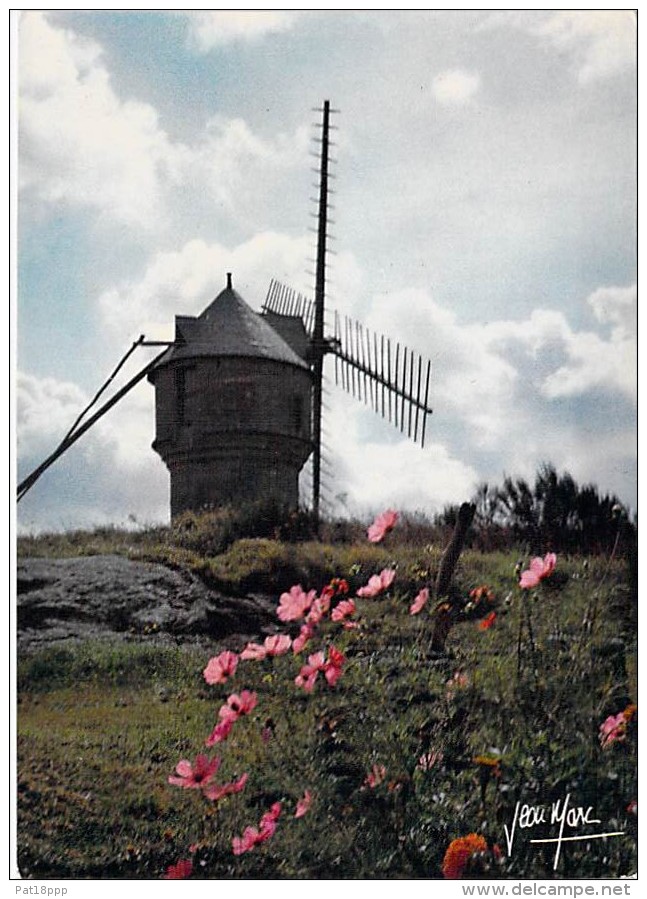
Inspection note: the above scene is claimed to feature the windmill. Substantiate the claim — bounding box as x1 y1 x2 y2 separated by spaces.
261 100 433 521
17 101 433 525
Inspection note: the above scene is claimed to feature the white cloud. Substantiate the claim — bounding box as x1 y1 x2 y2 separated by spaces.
18 12 310 231
432 69 480 105
184 116 310 214
19 12 183 229
537 10 636 84
588 283 636 336
185 11 299 51
98 232 364 347
16 369 170 531
541 285 636 400
342 283 635 498
484 10 636 85
318 388 479 518
16 371 87 460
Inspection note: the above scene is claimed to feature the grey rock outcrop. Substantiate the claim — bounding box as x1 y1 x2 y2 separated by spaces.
17 555 278 652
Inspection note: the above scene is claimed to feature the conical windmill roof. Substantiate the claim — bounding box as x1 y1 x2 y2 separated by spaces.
152 275 309 371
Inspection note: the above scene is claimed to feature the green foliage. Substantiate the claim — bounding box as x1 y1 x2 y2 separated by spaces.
17 548 636 880
462 464 635 556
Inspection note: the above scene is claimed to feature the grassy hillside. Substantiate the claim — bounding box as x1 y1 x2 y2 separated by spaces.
16 524 637 880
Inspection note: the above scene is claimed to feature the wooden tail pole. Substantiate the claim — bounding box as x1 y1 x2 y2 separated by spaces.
430 501 476 652
17 347 169 502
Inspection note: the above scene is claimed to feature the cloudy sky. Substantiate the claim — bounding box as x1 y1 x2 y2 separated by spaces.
15 10 637 532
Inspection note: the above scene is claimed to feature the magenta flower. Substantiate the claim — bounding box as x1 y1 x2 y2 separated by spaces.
292 622 316 654
306 594 331 625
241 635 292 661
367 509 399 543
599 712 627 749
295 790 313 818
295 647 345 691
295 651 326 692
331 598 356 623
324 645 345 686
205 717 234 747
164 858 193 879
519 553 557 589
364 763 387 788
203 650 238 685
277 585 317 622
260 801 282 831
203 771 248 802
264 634 292 656
410 587 429 615
232 803 282 855
219 690 258 723
240 642 267 661
232 827 261 856
168 754 221 789
357 568 396 598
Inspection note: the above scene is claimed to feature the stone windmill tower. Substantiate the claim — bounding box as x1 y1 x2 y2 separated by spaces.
147 274 312 517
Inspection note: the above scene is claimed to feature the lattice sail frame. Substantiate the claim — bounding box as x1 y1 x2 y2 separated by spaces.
262 278 433 447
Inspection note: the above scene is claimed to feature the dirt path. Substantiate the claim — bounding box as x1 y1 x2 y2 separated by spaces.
17 555 279 653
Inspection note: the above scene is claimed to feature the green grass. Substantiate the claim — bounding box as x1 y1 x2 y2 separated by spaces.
16 547 637 880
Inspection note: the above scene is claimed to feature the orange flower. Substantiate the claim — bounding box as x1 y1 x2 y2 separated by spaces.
442 833 488 879
478 612 497 631
470 585 495 605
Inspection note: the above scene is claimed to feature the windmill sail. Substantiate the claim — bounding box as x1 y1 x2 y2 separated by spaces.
263 278 433 447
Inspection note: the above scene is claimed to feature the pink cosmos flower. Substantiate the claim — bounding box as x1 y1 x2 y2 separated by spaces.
599 712 627 749
205 717 234 747
364 763 387 788
203 771 248 802
232 827 261 856
232 803 282 855
219 690 258 723
295 790 313 818
168 754 221 789
277 585 317 622
627 800 637 815
164 858 193 879
410 587 429 615
240 642 267 661
264 634 292 656
357 568 396 598
519 553 557 589
331 599 356 622
324 645 345 686
367 509 399 543
295 651 326 692
243 634 292 660
306 594 331 625
260 801 282 832
292 622 316 654
295 647 345 691
478 612 497 631
203 650 238 685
